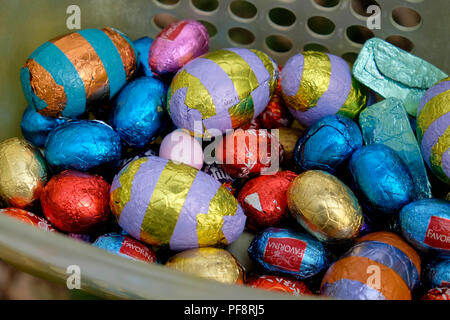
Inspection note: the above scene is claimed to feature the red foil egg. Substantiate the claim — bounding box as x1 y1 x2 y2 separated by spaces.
241 117 262 130
0 208 55 232
216 129 284 178
247 274 312 296
237 171 297 231
421 287 450 300
40 170 111 233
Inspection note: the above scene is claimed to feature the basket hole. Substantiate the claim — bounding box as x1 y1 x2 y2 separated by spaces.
228 27 255 45
191 0 219 12
198 20 217 38
307 16 336 37
155 0 180 6
303 43 330 53
346 25 375 45
392 7 422 30
341 52 359 64
351 0 380 18
153 13 178 30
312 0 341 8
229 0 257 20
266 35 293 53
268 7 297 27
386 35 415 52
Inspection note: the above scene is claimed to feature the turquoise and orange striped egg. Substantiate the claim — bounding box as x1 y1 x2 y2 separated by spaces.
20 28 137 118
416 77 450 185
167 48 278 136
110 156 246 251
320 232 421 300
281 51 367 127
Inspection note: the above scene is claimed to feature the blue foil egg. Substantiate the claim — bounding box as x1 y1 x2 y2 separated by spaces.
293 114 363 173
20 106 67 147
133 37 154 77
248 227 330 279
399 199 450 256
110 77 167 149
424 258 450 288
349 144 414 214
45 120 122 171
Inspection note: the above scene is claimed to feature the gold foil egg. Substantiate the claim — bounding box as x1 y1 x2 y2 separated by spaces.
165 247 245 285
278 127 305 167
0 137 48 208
287 170 363 242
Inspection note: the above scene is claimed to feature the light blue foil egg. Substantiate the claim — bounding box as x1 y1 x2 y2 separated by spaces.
110 77 167 149
293 114 362 173
133 37 154 77
399 199 450 256
20 106 68 147
248 227 330 279
349 144 414 214
424 258 450 288
45 120 122 171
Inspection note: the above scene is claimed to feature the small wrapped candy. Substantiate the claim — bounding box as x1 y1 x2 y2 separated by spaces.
321 232 421 300
149 20 209 76
287 170 363 242
359 97 432 199
93 232 157 263
281 51 367 127
20 106 68 148
293 114 362 174
352 38 447 116
165 247 244 285
0 208 55 232
110 76 167 149
45 120 122 172
133 37 154 77
246 275 312 296
421 287 450 300
41 170 111 233
416 77 450 185
349 144 414 215
21 28 137 118
202 163 240 195
423 258 450 289
159 129 204 170
399 199 450 256
0 137 48 208
237 171 297 231
248 227 330 279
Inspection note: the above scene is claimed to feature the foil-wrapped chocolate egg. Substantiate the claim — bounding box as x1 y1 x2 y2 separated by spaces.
110 156 246 251
45 120 122 172
165 247 244 284
149 20 209 76
287 170 363 242
20 106 67 147
216 129 283 178
20 28 137 118
277 127 304 168
92 232 157 263
159 129 204 170
321 231 421 300
293 114 363 173
168 48 278 136
416 77 450 185
399 199 450 256
248 227 330 279
133 37 153 77
0 208 55 232
237 171 297 231
421 287 450 300
0 137 48 208
281 51 367 127
41 170 111 233
246 274 312 296
349 144 414 214
110 77 167 148
423 258 450 289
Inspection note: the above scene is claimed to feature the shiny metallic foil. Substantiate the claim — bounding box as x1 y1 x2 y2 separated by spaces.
293 114 362 174
248 227 330 279
246 275 312 296
278 127 304 168
422 287 450 300
287 170 363 242
165 247 244 285
423 258 449 289
0 208 55 232
0 137 48 208
40 170 111 233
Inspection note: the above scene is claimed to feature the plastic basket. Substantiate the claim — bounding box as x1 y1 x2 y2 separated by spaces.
0 0 448 299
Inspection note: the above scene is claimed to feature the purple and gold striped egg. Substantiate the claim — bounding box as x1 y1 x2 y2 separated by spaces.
281 51 367 127
168 48 278 136
21 28 137 118
416 77 450 185
110 156 246 251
